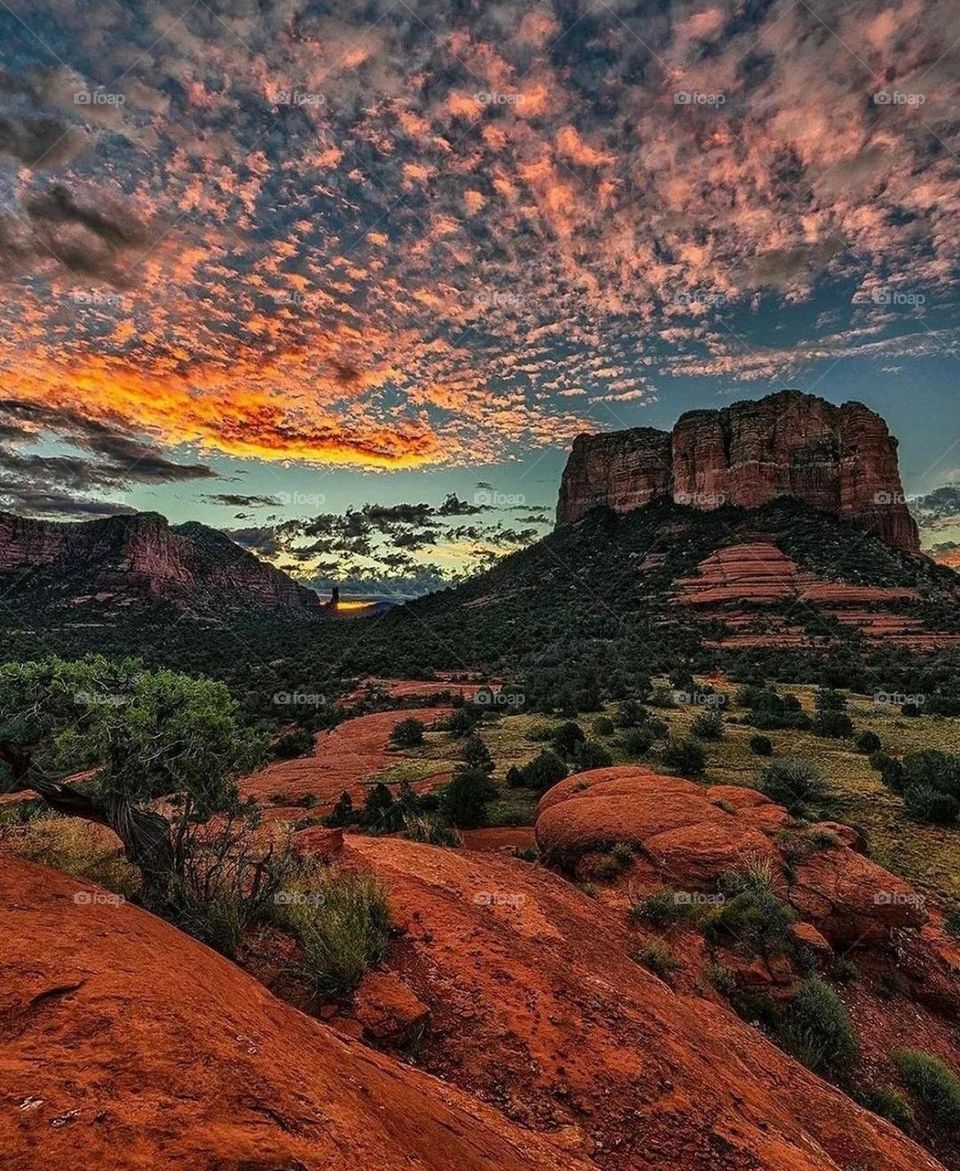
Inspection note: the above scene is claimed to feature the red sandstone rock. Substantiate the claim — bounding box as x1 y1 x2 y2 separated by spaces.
0 510 322 612
353 970 430 1045
557 390 920 552
0 854 590 1171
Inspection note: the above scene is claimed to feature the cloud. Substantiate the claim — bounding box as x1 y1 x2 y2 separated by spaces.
203 493 282 508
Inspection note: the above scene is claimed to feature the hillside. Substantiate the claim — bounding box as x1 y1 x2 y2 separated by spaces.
0 510 324 621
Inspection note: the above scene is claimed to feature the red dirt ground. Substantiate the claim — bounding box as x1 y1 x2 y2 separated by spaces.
240 707 456 817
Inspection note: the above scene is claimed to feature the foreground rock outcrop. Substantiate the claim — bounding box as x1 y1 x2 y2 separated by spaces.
342 833 945 1171
557 391 920 553
0 854 590 1171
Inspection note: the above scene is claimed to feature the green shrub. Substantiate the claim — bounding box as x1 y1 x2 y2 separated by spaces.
273 726 315 759
572 739 613 771
855 1086 914 1133
709 963 737 997
944 906 960 939
895 1049 960 1127
749 734 773 756
519 749 568 791
691 710 724 740
281 870 391 1001
703 868 796 956
648 687 677 708
629 888 687 927
591 853 622 882
760 757 827 813
778 976 858 1075
611 842 634 867
868 750 895 773
551 721 586 757
462 733 494 773
505 765 524 788
403 815 463 847
621 727 654 758
592 715 615 737
811 711 854 739
636 941 681 978
661 736 706 777
903 785 960 826
443 767 497 827
814 687 847 712
390 717 425 748
855 730 882 754
615 699 648 728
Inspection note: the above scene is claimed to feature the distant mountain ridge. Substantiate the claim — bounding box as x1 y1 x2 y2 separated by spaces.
557 390 921 553
0 510 322 617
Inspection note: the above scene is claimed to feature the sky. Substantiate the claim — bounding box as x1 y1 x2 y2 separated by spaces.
0 0 959 590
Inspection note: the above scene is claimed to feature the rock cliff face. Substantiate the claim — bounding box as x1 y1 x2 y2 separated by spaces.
557 390 921 553
0 510 321 614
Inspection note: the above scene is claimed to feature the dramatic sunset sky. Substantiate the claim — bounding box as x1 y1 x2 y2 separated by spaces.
1 0 958 589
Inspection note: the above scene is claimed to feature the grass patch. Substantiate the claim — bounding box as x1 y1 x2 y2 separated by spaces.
895 1049 960 1128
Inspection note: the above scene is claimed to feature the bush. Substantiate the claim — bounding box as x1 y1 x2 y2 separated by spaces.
391 717 425 748
273 726 315 759
760 757 827 814
855 730 882 754
572 739 613 771
895 1049 960 1128
855 1086 914 1133
778 976 859 1075
443 767 496 827
691 710 724 739
749 734 773 756
868 750 895 773
636 941 681 978
903 786 960 826
280 870 390 1001
505 765 524 788
621 727 654 758
519 749 568 792
648 687 677 708
592 715 615 737
629 888 686 928
462 733 494 773
661 736 706 777
551 721 586 758
611 841 634 867
814 687 847 713
703 867 796 956
444 706 481 736
403 814 463 847
615 699 648 728
811 711 854 739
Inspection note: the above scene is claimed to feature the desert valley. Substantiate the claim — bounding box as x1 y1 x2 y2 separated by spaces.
3 1 960 1167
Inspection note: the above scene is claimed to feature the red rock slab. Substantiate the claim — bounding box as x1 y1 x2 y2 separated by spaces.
460 827 537 852
788 847 927 946
240 707 455 815
347 835 944 1171
0 854 593 1171
535 767 777 876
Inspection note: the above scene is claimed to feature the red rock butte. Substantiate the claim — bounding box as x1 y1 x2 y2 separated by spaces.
556 390 920 553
